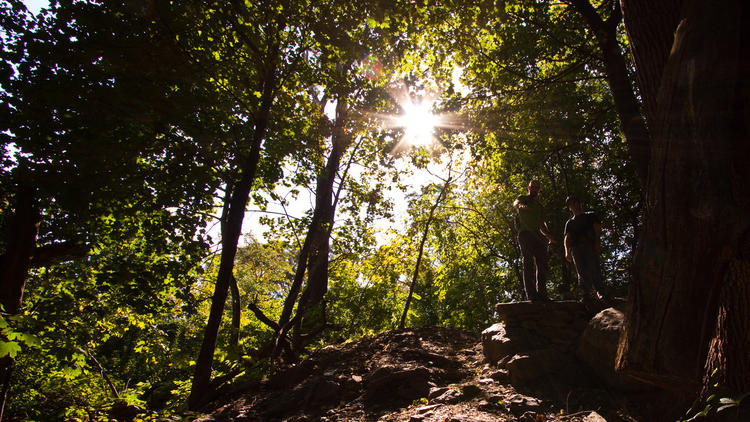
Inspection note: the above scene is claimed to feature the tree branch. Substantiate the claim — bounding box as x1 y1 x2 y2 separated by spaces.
30 242 89 268
248 302 279 331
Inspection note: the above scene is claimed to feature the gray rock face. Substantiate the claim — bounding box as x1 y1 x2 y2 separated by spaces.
576 307 624 370
492 301 591 356
576 306 645 391
482 299 642 392
481 323 518 364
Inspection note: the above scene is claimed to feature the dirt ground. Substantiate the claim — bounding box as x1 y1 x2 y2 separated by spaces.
202 326 647 421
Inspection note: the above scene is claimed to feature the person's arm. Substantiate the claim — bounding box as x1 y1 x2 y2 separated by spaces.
564 233 572 262
593 221 602 254
540 221 555 244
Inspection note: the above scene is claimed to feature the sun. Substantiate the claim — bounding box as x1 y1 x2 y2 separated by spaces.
397 100 440 147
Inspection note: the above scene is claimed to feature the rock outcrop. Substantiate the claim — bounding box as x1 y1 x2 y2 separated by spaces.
482 299 645 393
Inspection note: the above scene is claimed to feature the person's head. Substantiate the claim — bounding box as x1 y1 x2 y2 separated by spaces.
527 180 541 196
566 195 582 214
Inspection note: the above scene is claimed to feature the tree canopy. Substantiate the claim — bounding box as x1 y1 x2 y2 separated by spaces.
1 0 746 420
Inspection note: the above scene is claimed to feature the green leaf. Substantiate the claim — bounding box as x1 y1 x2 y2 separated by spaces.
0 341 22 358
19 333 42 348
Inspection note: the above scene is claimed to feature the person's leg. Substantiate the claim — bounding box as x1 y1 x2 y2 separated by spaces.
518 232 539 301
532 235 549 299
572 246 602 306
589 257 609 299
572 247 591 290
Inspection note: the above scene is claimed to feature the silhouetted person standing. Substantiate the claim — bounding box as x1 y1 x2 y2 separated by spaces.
564 196 608 307
513 180 554 302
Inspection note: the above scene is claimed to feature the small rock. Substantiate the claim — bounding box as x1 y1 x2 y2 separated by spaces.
519 411 540 422
506 350 562 385
479 378 495 385
488 394 505 403
428 386 449 399
497 355 512 368
477 400 494 410
489 369 509 382
415 404 441 414
365 366 432 406
108 401 143 421
507 394 542 416
461 384 482 399
584 411 608 421
481 323 518 364
433 388 462 404
303 378 340 406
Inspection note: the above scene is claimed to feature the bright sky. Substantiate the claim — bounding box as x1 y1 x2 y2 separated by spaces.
23 0 48 14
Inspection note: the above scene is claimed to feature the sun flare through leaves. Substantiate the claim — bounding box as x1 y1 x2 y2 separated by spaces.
397 100 440 147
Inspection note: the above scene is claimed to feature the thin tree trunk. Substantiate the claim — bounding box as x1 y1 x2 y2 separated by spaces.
0 357 13 422
294 98 348 316
271 116 363 358
568 0 651 186
187 73 274 410
289 93 352 351
399 176 451 329
274 213 315 343
273 94 352 347
229 275 241 348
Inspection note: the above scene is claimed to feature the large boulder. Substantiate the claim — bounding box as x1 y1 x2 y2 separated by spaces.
576 306 645 391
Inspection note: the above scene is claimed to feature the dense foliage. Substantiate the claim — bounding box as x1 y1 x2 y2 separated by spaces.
0 0 643 419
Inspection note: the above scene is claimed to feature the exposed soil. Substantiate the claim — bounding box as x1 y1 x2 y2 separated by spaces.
201 326 645 422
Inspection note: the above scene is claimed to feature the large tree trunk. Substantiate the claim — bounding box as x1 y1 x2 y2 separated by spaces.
618 0 685 129
0 184 40 420
0 185 40 315
617 0 750 404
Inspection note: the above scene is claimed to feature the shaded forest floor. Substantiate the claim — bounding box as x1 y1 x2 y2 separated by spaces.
198 326 655 422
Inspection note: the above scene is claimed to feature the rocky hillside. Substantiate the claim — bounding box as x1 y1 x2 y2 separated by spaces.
198 302 679 421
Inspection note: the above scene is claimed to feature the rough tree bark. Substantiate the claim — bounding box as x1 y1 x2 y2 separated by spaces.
617 0 750 404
